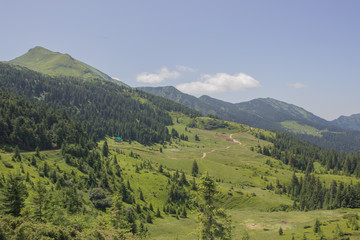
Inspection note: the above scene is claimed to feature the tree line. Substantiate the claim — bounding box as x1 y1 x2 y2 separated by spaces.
0 91 94 151
253 131 360 177
0 62 200 147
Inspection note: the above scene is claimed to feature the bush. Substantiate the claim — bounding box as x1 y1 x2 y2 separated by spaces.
89 188 113 211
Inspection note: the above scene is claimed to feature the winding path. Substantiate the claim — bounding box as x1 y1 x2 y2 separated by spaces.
200 134 242 159
230 134 242 145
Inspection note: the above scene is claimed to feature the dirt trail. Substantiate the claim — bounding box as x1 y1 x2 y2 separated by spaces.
229 134 242 145
200 134 241 159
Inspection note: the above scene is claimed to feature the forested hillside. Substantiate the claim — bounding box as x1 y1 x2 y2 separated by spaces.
0 91 93 151
1 50 360 240
140 86 360 152
0 62 199 148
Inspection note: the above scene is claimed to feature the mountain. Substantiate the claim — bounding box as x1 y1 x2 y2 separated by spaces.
236 97 329 126
139 86 360 152
138 86 330 130
3 48 360 240
0 62 200 147
332 113 360 132
9 46 129 87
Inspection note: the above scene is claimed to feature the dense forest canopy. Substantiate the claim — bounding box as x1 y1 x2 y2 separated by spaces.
0 62 200 148
253 130 360 176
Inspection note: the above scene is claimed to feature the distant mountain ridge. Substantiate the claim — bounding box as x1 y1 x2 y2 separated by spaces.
9 46 129 87
138 86 360 152
5 47 360 152
138 86 328 130
332 113 360 132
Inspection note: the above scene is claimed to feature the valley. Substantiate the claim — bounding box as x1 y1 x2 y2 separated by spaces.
2 114 360 239
1 47 360 239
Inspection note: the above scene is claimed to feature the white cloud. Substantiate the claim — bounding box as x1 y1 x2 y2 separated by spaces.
288 83 307 89
136 67 180 84
112 77 121 81
175 65 197 72
176 72 261 95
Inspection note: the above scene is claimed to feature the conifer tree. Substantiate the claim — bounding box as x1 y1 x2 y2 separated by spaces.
192 160 199 177
198 172 232 239
191 177 197 191
279 227 283 235
102 140 109 157
12 145 21 162
158 164 164 173
314 218 321 233
138 222 149 238
139 188 145 201
195 134 200 141
156 207 161 218
35 145 41 158
146 212 153 223
2 174 27 216
31 180 47 222
179 172 188 186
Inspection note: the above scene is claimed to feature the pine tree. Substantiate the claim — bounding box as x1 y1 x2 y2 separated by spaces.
192 160 199 177
191 177 197 191
139 188 145 201
279 226 283 235
198 172 232 239
306 159 314 174
195 134 200 141
35 145 41 158
146 212 153 223
31 180 47 222
314 218 321 233
156 207 161 218
31 155 37 167
136 203 142 214
12 145 21 162
158 164 164 173
181 206 187 218
179 172 188 186
102 140 109 157
138 222 149 239
2 174 27 216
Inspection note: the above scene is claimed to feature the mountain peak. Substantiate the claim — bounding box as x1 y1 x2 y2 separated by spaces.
29 46 53 53
9 46 114 82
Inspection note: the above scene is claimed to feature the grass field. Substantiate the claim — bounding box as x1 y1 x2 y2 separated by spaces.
106 116 360 239
1 115 360 239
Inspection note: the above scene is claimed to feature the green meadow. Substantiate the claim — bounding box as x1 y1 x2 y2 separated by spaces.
1 115 360 239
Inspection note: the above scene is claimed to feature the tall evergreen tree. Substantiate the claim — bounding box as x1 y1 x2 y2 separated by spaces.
12 145 21 162
31 180 47 222
198 172 232 239
102 140 109 157
314 218 321 233
2 174 27 216
192 160 199 177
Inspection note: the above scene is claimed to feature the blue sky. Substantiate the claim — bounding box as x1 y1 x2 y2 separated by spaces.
1 0 359 120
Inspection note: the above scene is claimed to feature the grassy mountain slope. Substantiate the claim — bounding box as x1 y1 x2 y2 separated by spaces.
332 113 360 132
1 48 360 239
9 46 128 87
235 97 329 126
137 86 219 115
1 114 360 239
139 86 360 152
137 86 268 129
